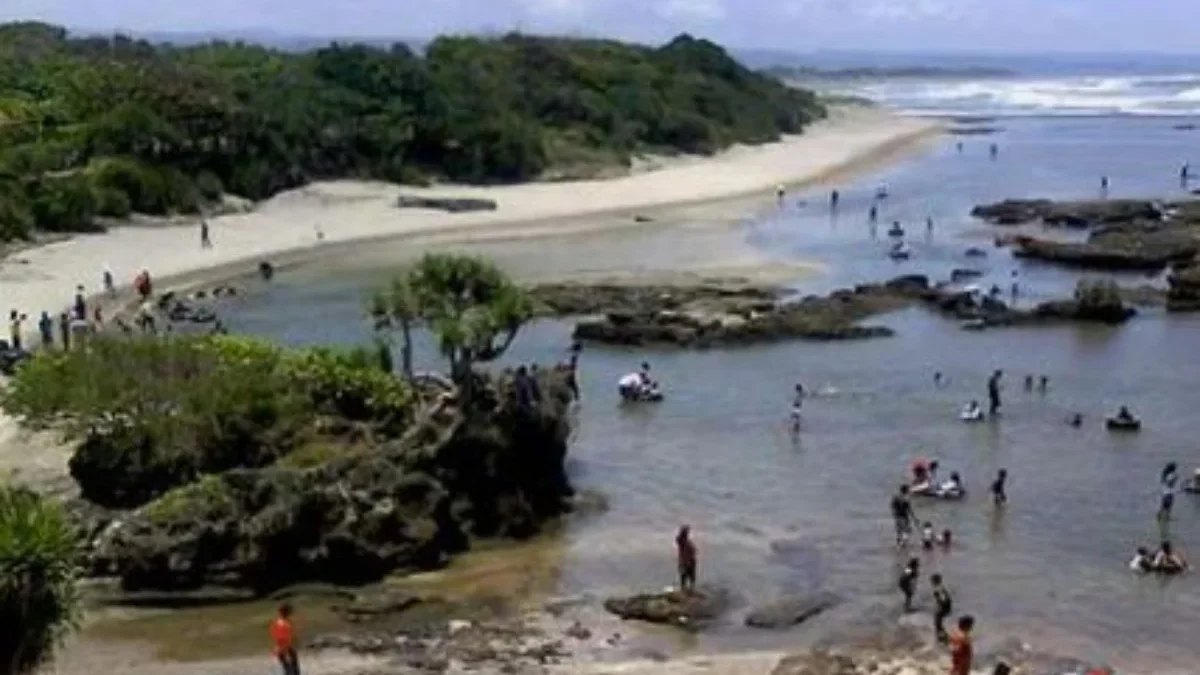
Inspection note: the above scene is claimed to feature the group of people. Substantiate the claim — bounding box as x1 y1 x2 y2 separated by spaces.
617 361 662 402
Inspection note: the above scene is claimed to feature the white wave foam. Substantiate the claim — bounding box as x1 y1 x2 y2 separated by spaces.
850 72 1200 117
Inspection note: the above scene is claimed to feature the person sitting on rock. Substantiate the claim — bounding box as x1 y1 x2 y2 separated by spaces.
675 525 697 593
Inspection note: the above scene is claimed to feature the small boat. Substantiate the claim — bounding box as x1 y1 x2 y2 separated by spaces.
1105 417 1141 432
888 243 912 260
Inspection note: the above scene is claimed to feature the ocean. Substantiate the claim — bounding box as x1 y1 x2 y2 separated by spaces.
209 61 1200 670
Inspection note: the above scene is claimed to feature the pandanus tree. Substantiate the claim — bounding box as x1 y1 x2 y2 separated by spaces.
370 253 533 398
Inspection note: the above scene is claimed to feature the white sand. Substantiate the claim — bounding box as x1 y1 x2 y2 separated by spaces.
1 107 937 325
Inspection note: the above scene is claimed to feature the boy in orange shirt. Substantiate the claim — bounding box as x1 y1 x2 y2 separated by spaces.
948 615 974 675
270 603 300 675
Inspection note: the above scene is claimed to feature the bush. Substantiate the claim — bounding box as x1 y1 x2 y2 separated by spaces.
90 158 171 214
0 336 415 508
0 486 80 675
194 170 224 202
29 174 99 233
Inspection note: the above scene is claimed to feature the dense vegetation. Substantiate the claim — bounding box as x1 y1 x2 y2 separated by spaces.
0 486 79 675
0 22 825 241
0 336 414 508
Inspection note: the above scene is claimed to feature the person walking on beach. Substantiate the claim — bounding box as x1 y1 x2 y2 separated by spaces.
103 268 115 296
931 573 953 642
987 370 1003 416
776 184 786 205
869 204 878 223
991 469 1008 507
675 525 697 593
270 603 300 675
1180 163 1190 187
949 615 975 675
989 143 998 160
200 219 212 249
891 485 918 546
830 189 840 210
898 557 919 612
1100 175 1110 197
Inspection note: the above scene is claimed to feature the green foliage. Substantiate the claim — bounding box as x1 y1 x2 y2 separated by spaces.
0 335 414 507
372 254 533 385
0 23 824 241
142 474 235 525
0 485 80 675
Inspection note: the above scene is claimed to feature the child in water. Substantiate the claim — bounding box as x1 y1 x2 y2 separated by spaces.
921 522 936 550
940 529 953 549
898 557 920 611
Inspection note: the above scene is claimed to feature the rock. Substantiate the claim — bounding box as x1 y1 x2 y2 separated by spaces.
1167 262 1200 311
334 589 424 621
603 586 732 628
963 247 987 258
1010 232 1196 270
949 268 982 282
565 621 592 640
91 372 577 592
745 591 840 629
971 198 1164 227
396 195 498 213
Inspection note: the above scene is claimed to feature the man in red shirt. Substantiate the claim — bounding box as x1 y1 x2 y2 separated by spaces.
948 615 974 675
676 525 697 592
270 603 300 675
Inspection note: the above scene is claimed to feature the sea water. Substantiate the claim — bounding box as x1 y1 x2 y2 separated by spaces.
213 69 1200 670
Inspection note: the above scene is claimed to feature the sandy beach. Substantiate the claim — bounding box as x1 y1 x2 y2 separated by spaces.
1 107 936 326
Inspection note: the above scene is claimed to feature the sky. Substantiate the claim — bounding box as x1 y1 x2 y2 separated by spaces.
1 0 1198 54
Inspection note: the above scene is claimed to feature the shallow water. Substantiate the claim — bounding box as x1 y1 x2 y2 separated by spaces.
176 116 1200 670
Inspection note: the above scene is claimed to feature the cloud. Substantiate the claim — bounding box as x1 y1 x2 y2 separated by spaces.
655 0 725 22
779 0 966 22
518 0 591 17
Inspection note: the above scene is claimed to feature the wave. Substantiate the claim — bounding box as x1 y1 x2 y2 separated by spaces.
840 72 1200 117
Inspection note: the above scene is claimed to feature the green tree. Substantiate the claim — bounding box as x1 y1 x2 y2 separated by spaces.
0 485 80 675
373 254 532 396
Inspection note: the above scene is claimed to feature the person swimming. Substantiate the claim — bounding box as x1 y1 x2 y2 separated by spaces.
1152 541 1188 574
1130 546 1154 574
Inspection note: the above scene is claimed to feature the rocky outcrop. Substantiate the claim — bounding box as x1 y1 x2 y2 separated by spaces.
1167 263 1200 311
971 198 1165 227
541 280 918 347
1011 232 1197 270
396 195 498 213
744 591 840 629
603 586 733 628
88 373 576 593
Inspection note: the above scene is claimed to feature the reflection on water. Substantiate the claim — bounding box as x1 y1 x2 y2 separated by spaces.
116 115 1200 671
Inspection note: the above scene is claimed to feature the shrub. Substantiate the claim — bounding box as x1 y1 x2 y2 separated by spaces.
0 486 80 675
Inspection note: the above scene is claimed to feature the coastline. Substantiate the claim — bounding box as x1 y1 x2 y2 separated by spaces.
1 107 939 326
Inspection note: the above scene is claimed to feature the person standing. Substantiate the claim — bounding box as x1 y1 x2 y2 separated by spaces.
987 370 1003 416
898 557 920 612
200 219 213 249
949 615 975 675
1158 462 1179 522
103 268 115 296
931 574 953 642
1100 175 1110 196
38 311 53 347
830 189 840 210
891 485 918 546
270 603 300 675
73 285 87 321
7 310 22 351
58 312 70 351
675 525 697 593
991 469 1008 507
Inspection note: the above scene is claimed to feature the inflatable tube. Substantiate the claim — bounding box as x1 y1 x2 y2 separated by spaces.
1106 418 1141 432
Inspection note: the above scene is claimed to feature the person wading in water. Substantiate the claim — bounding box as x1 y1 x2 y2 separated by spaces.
676 525 697 593
987 370 1003 416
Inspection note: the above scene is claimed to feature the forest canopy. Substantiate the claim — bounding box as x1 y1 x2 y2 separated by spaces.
0 22 825 241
